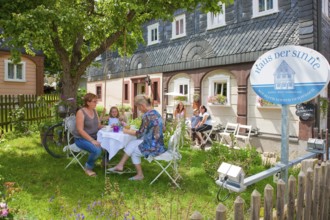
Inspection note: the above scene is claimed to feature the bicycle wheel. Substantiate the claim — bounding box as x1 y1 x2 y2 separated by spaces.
42 122 67 158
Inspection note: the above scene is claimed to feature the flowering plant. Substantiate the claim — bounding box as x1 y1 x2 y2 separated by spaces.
0 201 10 218
257 97 277 107
208 94 226 104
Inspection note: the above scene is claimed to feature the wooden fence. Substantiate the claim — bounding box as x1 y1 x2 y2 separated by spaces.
0 94 59 133
190 161 330 220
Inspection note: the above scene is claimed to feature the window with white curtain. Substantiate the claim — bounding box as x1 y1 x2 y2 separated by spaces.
208 75 230 104
172 14 186 39
253 0 278 18
207 2 226 30
147 23 159 45
174 78 190 102
4 60 26 82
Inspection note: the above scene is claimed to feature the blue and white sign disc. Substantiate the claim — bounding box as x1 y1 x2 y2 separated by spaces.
250 45 330 105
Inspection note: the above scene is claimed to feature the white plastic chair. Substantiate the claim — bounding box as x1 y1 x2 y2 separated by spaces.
63 115 87 170
219 123 239 147
146 128 182 188
235 124 252 146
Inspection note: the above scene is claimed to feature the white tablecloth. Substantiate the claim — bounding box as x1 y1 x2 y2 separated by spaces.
97 129 136 160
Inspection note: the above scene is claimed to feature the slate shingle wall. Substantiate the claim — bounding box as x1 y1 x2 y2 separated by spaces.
89 0 328 80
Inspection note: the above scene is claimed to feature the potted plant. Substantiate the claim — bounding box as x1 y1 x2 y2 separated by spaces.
174 96 187 102
257 97 277 107
192 94 200 109
193 94 200 102
208 94 227 105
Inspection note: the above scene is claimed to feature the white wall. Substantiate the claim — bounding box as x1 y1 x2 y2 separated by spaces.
87 74 163 116
201 70 237 125
247 80 300 137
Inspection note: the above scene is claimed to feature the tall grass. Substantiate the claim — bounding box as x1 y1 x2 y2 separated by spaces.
0 131 294 219
0 133 223 219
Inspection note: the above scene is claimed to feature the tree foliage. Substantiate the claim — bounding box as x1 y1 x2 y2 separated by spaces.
0 0 230 102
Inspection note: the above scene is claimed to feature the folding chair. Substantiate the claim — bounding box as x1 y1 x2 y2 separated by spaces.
219 123 239 147
63 115 87 170
235 124 252 148
146 128 182 188
201 120 217 145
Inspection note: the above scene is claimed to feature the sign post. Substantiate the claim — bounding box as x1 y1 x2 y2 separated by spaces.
250 45 330 184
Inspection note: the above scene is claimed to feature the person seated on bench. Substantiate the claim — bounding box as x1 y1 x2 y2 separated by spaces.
191 105 212 150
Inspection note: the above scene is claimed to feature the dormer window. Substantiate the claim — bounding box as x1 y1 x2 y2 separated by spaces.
147 23 159 45
172 14 186 39
207 2 226 30
253 0 278 18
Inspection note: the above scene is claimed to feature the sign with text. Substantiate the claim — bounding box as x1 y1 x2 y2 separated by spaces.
295 103 315 121
250 45 330 105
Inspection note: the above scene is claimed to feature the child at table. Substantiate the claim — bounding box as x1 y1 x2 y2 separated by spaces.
108 106 120 126
108 106 127 126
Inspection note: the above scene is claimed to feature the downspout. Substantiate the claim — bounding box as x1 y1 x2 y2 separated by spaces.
315 0 323 131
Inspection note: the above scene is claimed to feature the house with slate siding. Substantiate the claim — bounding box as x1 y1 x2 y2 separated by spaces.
87 0 330 155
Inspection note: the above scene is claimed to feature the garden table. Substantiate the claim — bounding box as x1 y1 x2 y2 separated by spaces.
97 128 136 161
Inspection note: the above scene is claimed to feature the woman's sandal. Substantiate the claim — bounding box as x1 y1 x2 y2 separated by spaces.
128 176 144 181
85 169 97 177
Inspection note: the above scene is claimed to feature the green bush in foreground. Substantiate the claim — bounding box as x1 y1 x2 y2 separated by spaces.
203 143 264 180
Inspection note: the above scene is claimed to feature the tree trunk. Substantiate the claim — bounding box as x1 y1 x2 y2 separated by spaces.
61 68 81 111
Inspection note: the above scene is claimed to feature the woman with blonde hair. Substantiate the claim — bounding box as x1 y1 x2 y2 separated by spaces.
108 95 166 181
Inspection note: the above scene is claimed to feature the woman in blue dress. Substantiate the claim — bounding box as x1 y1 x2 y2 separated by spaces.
108 95 166 181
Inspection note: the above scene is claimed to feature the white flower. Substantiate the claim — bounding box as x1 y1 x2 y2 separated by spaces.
0 202 7 208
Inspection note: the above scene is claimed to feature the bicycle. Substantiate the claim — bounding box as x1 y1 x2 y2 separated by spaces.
42 98 76 158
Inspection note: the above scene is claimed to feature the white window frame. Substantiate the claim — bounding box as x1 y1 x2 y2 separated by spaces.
322 0 329 17
4 60 26 82
208 75 230 105
147 23 159 45
172 14 186 39
174 78 190 103
252 0 279 18
207 2 226 30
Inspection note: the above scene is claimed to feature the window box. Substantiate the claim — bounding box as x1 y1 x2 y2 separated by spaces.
208 103 230 107
256 96 280 109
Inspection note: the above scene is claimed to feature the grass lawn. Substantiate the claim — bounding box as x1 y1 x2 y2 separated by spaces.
0 133 278 219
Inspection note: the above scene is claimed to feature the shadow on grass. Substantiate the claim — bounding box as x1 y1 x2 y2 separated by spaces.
0 134 222 218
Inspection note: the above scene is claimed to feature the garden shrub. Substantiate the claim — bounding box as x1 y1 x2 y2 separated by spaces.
203 143 263 179
9 107 29 136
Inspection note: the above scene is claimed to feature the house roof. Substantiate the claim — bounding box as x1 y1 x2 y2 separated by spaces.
0 29 43 56
89 3 300 80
